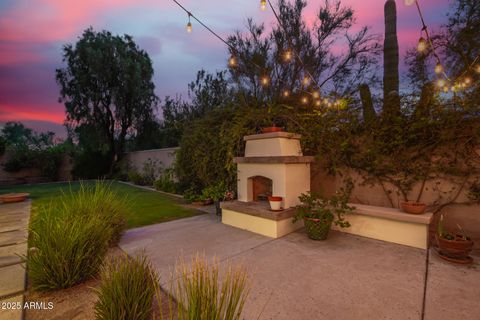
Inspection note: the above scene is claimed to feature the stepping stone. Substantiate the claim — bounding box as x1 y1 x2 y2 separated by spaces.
0 222 24 233
0 256 22 268
0 230 28 247
0 294 24 320
0 263 26 299
0 243 27 259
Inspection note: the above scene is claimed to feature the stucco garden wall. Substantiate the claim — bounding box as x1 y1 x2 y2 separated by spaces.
310 162 480 251
124 147 179 176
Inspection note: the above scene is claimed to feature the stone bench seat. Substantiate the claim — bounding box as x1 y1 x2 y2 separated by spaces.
333 203 433 250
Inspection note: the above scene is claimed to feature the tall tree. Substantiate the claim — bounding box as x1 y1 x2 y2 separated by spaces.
56 28 158 174
227 0 380 106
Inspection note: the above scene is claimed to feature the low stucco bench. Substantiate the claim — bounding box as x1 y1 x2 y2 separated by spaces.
333 204 433 249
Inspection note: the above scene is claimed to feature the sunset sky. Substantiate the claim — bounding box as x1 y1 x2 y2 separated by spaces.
0 0 450 137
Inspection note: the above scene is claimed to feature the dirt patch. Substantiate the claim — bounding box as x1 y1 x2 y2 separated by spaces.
24 246 176 320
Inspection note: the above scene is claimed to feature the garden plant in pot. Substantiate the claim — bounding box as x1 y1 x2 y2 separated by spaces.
202 182 231 216
293 186 354 240
436 214 474 264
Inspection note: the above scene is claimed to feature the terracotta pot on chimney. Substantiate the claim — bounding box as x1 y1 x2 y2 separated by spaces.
268 196 283 211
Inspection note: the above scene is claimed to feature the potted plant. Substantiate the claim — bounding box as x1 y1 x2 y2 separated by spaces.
293 187 354 240
436 214 474 264
202 182 228 216
400 200 427 214
268 196 283 211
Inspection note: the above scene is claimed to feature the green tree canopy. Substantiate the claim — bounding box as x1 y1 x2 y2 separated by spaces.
56 28 158 176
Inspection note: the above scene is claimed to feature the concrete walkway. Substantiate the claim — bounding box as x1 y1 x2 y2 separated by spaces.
120 214 480 320
0 201 30 320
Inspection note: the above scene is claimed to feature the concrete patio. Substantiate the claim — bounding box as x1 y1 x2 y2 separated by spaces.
119 213 480 320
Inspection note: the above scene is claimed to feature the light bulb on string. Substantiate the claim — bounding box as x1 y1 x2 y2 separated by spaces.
301 96 308 104
443 86 449 93
315 100 321 107
260 0 267 11
283 90 290 98
228 56 236 67
417 37 427 52
404 0 416 6
284 50 292 62
436 78 446 88
312 91 320 99
261 76 269 86
302 76 310 86
464 77 472 86
475 64 480 74
323 98 329 105
186 13 192 33
434 62 443 74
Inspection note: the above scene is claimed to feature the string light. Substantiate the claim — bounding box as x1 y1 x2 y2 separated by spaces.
186 13 192 33
301 96 308 104
284 50 292 62
312 91 320 99
434 62 443 74
260 0 267 11
228 56 236 67
436 78 446 88
315 100 321 107
475 64 480 74
302 76 310 86
283 90 290 97
261 76 269 86
464 77 472 86
417 37 427 52
443 86 449 93
404 0 416 5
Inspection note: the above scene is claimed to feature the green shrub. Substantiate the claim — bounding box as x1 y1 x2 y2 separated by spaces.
154 169 178 194
28 206 112 290
172 255 249 320
95 254 157 320
128 170 145 185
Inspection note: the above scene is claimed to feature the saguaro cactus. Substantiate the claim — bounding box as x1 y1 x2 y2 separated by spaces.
360 0 400 123
383 0 400 117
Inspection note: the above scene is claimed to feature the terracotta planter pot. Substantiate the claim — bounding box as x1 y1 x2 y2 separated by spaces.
436 234 474 258
0 193 30 203
400 201 427 214
303 217 333 240
268 196 283 211
261 126 282 133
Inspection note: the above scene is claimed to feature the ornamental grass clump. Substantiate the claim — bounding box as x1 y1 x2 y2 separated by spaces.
172 255 249 320
27 181 128 291
28 205 112 290
95 254 157 320
58 181 128 245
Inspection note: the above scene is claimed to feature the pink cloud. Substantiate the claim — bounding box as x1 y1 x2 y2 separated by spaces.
0 103 64 124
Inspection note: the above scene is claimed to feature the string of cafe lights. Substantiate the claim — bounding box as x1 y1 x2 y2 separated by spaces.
171 0 342 108
405 0 480 93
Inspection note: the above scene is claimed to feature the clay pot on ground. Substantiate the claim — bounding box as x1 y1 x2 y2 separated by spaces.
303 216 334 240
436 234 474 261
400 201 427 214
0 193 30 203
268 196 283 211
261 126 283 134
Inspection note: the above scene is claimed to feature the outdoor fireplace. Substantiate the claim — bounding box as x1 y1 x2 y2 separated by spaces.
221 131 314 238
235 131 313 208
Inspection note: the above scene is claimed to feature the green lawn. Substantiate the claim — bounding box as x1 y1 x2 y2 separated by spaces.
0 181 202 228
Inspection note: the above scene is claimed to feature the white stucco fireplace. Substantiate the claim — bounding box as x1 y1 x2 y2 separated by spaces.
221 131 314 238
